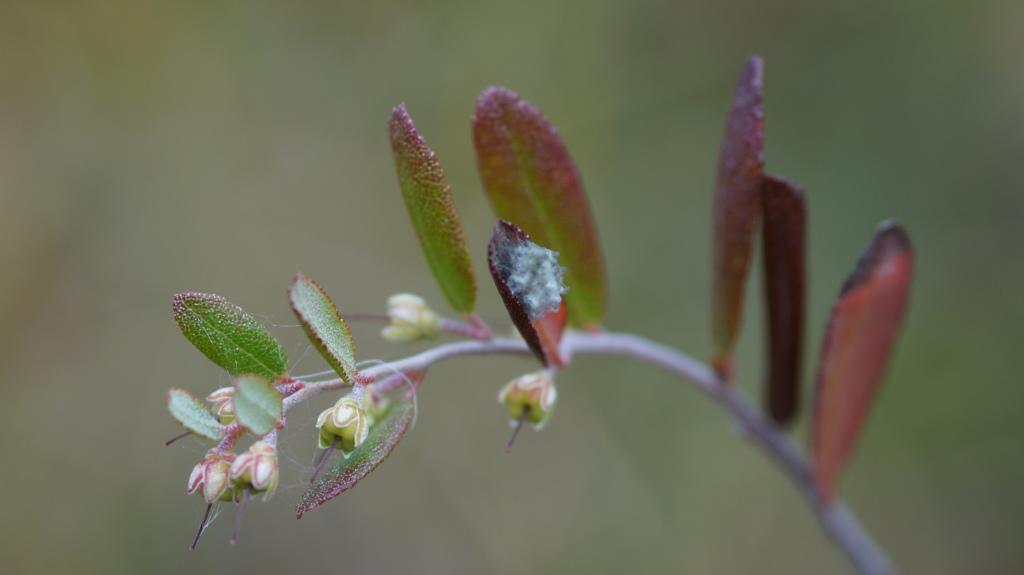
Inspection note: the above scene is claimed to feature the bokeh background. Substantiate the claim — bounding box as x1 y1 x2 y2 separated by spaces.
2 1 1021 573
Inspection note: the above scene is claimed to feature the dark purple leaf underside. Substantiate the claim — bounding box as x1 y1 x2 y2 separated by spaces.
761 175 806 425
297 397 414 517
812 222 913 503
473 87 606 328
711 55 765 379
487 220 566 366
389 105 477 314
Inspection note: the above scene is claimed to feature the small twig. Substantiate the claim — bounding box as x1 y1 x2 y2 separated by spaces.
230 489 251 545
278 330 893 575
164 431 191 446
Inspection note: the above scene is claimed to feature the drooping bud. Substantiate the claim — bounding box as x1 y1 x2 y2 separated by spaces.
315 396 370 454
498 370 557 428
206 387 236 424
381 293 441 342
187 452 235 504
229 440 279 500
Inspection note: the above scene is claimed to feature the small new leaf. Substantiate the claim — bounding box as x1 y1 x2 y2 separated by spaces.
288 273 357 383
233 374 282 436
473 87 606 328
167 388 224 441
172 292 288 381
487 220 567 366
811 222 913 503
761 175 806 425
389 105 476 314
711 55 765 379
297 396 414 518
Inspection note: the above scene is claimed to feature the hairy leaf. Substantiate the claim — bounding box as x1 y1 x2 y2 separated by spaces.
487 220 567 366
811 222 913 503
761 175 806 425
297 396 414 517
711 55 765 378
233 374 282 435
389 105 476 313
288 272 357 383
167 388 224 440
473 87 606 328
172 292 288 381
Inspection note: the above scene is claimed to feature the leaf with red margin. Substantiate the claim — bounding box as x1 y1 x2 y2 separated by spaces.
288 272 357 383
487 220 567 366
761 175 806 425
473 87 606 329
811 222 913 504
711 55 765 379
389 104 477 314
296 387 418 517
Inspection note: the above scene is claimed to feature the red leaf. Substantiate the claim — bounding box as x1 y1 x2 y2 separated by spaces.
711 55 765 379
473 87 606 328
487 220 567 366
811 222 913 503
761 175 806 425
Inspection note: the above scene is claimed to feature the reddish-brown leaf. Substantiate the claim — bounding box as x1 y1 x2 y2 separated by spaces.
761 175 806 425
487 220 567 366
711 55 765 379
473 87 606 328
811 222 913 503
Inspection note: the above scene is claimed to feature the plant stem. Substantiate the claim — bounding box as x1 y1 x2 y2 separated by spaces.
282 330 894 575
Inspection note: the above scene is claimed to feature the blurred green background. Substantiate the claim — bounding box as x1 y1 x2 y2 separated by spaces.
2 0 1021 573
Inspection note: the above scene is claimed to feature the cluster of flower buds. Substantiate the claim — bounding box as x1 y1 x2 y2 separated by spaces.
381 293 441 342
229 440 279 500
316 395 370 453
498 370 557 428
206 387 236 424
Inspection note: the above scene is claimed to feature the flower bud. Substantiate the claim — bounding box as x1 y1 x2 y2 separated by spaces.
316 396 369 453
381 293 441 342
187 452 235 504
229 440 279 500
498 370 557 427
206 387 236 424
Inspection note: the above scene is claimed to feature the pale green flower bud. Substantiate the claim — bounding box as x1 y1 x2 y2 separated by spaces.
187 452 235 504
206 386 236 424
316 396 369 453
498 370 557 428
381 294 441 342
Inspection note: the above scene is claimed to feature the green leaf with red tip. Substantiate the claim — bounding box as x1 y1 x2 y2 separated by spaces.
288 273 357 383
233 374 282 436
167 388 224 440
811 222 913 504
472 87 606 328
761 175 806 425
487 220 567 366
297 394 415 517
172 292 288 381
711 56 765 378
389 105 476 314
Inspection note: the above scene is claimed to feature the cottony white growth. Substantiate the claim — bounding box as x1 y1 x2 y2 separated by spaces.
505 242 568 318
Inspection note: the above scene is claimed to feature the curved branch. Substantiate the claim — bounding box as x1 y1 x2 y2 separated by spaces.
284 330 893 575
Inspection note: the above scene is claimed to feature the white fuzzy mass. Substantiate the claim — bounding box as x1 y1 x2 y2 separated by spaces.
505 242 568 318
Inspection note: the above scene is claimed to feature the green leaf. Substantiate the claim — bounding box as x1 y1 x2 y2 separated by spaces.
711 56 765 378
297 396 414 517
288 272 357 383
172 292 288 381
472 87 606 328
233 374 282 435
389 105 476 314
167 388 224 440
